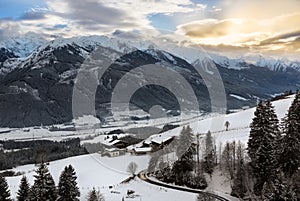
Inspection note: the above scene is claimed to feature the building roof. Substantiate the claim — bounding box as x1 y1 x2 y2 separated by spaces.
105 140 122 146
133 147 152 153
105 147 126 152
151 136 174 144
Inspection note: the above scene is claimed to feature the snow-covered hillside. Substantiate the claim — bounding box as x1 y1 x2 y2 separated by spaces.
5 153 198 201
139 95 294 148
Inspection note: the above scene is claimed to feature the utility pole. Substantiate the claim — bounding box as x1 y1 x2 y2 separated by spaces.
196 133 200 176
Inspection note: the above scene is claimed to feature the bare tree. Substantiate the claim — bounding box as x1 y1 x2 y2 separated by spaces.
218 142 223 171
221 142 234 179
127 162 138 176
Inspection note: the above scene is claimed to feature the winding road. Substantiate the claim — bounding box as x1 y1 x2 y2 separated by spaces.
138 170 235 201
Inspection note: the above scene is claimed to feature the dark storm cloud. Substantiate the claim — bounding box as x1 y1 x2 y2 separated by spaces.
58 0 135 27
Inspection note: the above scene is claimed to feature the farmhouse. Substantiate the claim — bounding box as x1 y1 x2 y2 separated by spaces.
127 135 175 155
107 139 129 149
101 148 126 157
150 136 175 151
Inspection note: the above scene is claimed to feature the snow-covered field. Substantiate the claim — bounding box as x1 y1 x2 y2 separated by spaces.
6 153 152 200
5 153 198 201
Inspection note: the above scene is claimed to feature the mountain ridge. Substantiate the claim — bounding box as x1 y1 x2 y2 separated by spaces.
0 34 299 127
1 33 300 73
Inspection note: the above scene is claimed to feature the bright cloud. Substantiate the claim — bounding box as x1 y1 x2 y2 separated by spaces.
176 0 300 58
0 0 299 58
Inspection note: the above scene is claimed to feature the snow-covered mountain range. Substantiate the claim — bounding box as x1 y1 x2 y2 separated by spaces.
0 32 48 58
0 33 299 72
0 33 300 127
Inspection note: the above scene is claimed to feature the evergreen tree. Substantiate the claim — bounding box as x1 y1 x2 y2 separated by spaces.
176 126 194 159
265 100 281 165
248 100 265 161
58 165 80 201
148 152 160 173
203 152 214 178
196 193 214 201
17 176 30 201
0 175 11 201
172 144 195 174
262 172 297 201
280 93 300 177
172 143 195 185
180 145 195 170
31 163 57 201
231 142 247 198
86 188 104 201
231 159 247 198
292 170 300 199
87 189 97 201
205 131 214 157
203 131 215 178
248 101 279 194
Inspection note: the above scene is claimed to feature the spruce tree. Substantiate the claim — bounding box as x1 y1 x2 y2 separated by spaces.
293 170 300 199
203 131 215 178
0 175 11 201
248 100 265 161
31 163 57 201
262 171 297 201
58 165 80 201
205 131 213 157
248 100 279 195
176 126 194 159
265 100 281 165
203 152 214 178
148 152 159 173
87 189 97 201
280 93 300 177
87 188 104 201
17 176 30 201
231 159 247 198
231 142 247 198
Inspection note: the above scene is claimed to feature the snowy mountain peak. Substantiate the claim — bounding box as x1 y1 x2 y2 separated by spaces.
1 32 300 73
0 32 48 58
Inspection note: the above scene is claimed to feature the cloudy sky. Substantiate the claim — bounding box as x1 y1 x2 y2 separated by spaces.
0 0 299 59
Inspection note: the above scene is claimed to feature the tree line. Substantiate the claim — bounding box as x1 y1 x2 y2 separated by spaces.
148 93 300 200
247 93 300 200
0 138 87 170
0 163 105 201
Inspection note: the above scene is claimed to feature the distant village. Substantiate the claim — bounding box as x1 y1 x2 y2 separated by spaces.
100 130 176 158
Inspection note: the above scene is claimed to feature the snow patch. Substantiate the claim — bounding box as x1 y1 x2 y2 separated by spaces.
229 94 248 101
